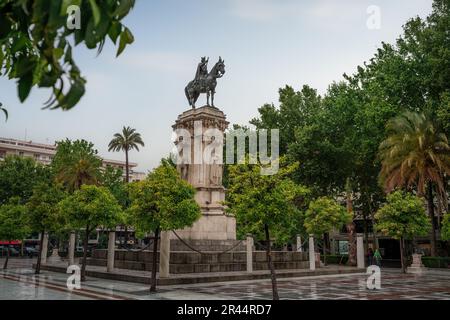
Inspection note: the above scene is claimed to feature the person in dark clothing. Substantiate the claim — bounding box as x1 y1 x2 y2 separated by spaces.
367 247 374 266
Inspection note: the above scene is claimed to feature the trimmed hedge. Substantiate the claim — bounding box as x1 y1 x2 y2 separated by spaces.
58 251 91 258
421 256 450 269
322 254 349 265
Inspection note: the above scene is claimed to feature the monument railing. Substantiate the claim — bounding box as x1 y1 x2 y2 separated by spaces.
171 230 245 255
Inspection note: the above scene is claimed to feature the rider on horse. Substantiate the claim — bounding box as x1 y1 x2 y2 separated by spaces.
194 57 208 87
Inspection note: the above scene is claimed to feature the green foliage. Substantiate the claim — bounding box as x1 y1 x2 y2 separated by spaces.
304 197 351 236
322 254 349 265
226 159 310 243
52 139 102 192
128 160 200 233
0 155 51 204
26 182 67 234
0 197 30 241
374 191 431 240
0 0 135 110
421 256 450 268
100 165 128 208
248 0 450 221
59 184 123 231
442 213 450 241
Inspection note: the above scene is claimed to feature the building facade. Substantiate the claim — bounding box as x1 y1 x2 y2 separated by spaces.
0 137 146 182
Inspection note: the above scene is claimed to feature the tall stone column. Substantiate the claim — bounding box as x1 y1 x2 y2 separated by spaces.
107 231 116 272
68 231 76 266
246 234 253 273
309 234 315 271
159 231 170 278
357 233 365 269
296 235 303 252
41 232 49 265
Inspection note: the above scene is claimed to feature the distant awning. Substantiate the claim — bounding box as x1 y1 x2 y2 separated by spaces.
0 240 22 245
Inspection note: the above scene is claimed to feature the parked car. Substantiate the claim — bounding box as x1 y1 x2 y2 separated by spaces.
8 247 20 256
0 246 20 256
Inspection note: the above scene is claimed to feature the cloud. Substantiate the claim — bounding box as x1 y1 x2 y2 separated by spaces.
229 0 304 21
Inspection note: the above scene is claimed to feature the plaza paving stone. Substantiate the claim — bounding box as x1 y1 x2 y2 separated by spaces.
0 258 449 300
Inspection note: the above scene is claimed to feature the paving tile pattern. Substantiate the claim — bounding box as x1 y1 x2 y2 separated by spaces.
1 258 449 300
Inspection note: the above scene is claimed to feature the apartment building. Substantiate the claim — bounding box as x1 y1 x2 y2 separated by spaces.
0 137 146 182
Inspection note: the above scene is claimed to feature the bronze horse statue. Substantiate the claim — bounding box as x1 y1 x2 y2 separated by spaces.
185 57 225 108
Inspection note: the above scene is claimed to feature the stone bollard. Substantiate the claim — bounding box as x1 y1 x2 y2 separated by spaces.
159 231 170 278
107 231 116 272
309 234 315 271
246 234 253 273
407 253 427 274
296 235 303 252
47 247 61 264
356 233 365 269
68 231 76 266
41 232 49 265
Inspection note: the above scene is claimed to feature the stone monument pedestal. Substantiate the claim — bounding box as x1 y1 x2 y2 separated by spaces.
172 105 236 241
47 248 62 264
407 253 427 274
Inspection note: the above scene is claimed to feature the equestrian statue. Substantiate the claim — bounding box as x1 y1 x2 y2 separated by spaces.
185 56 226 108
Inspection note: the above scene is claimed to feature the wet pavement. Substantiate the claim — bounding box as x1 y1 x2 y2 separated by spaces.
1 258 449 300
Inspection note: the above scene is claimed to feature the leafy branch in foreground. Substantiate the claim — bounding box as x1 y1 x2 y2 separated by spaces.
0 0 135 110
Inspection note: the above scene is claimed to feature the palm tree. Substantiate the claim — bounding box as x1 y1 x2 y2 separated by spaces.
379 111 450 256
56 158 100 192
108 126 145 183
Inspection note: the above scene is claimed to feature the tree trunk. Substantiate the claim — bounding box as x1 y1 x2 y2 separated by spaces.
363 214 369 254
124 226 129 247
346 223 357 266
3 244 10 270
35 230 45 274
323 233 329 266
150 227 160 293
81 227 90 282
125 149 129 183
345 184 357 266
427 183 437 257
399 237 406 273
264 224 279 300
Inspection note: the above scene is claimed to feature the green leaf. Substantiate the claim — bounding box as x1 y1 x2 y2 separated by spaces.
53 48 64 60
64 45 73 63
108 22 121 44
116 27 134 57
89 0 101 26
59 79 86 110
11 35 28 53
84 18 97 49
113 0 135 19
18 73 33 102
0 14 12 38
